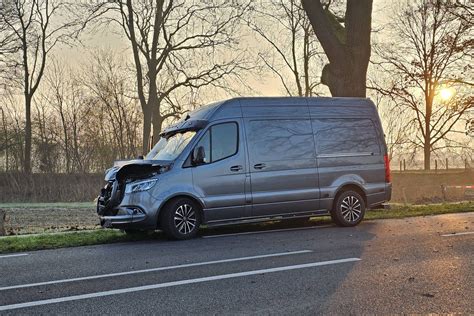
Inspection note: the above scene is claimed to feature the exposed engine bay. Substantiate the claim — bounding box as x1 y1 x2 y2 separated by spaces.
96 160 170 216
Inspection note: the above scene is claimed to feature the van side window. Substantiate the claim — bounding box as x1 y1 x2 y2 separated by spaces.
247 119 315 161
195 130 211 163
211 123 238 161
195 122 238 164
312 118 381 155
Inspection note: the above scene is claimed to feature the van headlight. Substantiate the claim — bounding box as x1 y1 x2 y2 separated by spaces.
125 179 158 194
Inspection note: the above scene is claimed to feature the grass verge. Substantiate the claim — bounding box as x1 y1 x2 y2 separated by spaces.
0 230 161 254
365 201 474 220
0 201 472 254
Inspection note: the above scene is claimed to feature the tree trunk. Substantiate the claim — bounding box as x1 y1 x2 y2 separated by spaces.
1 108 8 171
423 89 433 170
302 0 372 97
147 62 160 151
142 106 152 154
24 95 32 173
152 108 163 148
59 108 70 173
424 141 431 170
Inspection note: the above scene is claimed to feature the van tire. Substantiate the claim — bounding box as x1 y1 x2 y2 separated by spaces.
160 197 201 240
331 190 366 227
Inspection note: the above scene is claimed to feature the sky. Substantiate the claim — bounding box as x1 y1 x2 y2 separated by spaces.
3 0 471 167
57 0 393 99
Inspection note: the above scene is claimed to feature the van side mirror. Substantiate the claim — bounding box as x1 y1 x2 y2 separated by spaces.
192 146 206 165
137 155 144 160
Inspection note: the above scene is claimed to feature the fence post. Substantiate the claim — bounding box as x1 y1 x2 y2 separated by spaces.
446 158 449 170
435 159 438 172
0 210 5 236
403 159 406 171
400 161 402 171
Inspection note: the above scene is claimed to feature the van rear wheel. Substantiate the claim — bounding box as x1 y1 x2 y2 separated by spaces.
160 198 201 240
331 190 365 227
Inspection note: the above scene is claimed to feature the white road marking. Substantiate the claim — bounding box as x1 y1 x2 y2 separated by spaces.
441 231 474 237
202 225 333 238
0 253 29 259
0 250 312 291
0 257 361 311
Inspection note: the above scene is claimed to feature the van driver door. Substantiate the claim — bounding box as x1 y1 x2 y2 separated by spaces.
191 119 250 222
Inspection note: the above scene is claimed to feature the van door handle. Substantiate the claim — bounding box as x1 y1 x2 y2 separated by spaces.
253 163 266 170
230 165 243 172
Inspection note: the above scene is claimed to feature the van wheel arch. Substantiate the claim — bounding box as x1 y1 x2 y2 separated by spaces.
332 184 367 211
157 195 204 228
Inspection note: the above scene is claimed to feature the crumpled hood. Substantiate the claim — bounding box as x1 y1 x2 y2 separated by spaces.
104 159 171 182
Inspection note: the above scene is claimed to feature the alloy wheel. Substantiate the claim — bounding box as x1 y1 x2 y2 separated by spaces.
174 204 197 235
340 195 362 223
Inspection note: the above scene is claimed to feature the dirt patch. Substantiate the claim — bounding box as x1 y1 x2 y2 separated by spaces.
1 207 100 235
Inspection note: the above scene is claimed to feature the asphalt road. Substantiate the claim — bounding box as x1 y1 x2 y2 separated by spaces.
0 213 473 315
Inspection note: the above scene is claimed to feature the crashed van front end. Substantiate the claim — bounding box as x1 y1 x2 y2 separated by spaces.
96 160 169 230
96 118 208 231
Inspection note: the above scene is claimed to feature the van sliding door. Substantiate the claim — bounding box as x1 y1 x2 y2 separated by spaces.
244 118 320 217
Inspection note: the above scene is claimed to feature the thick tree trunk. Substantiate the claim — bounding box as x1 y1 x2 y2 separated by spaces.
302 0 372 97
321 62 368 97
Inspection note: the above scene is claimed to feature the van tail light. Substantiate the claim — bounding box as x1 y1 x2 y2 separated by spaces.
384 154 391 183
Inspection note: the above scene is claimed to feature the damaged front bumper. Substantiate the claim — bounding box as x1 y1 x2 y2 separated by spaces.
96 180 162 230
96 160 169 230
100 206 147 228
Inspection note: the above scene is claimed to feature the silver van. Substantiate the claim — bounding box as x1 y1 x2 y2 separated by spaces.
97 97 392 239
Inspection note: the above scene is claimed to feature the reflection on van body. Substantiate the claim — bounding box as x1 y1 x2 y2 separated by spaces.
97 97 392 240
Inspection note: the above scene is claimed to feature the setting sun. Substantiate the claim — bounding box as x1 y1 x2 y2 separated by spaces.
440 87 455 101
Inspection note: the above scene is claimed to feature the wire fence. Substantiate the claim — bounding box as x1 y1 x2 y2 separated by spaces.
392 158 473 173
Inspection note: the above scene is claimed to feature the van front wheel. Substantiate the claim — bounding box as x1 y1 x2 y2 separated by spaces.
161 198 201 240
331 190 365 227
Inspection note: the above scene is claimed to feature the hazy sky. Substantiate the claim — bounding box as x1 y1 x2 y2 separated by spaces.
57 0 393 100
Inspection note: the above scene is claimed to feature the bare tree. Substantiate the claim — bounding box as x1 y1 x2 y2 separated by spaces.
301 0 373 97
0 97 25 171
248 0 324 96
373 0 473 170
82 51 142 160
84 0 251 154
0 0 83 173
370 91 413 163
33 98 60 172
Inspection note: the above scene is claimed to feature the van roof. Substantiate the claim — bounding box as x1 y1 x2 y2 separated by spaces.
162 97 379 137
188 97 377 121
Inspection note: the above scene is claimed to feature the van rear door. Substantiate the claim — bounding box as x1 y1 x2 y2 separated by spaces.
313 118 386 209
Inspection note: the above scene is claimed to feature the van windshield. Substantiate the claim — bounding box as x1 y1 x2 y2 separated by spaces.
145 131 196 161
